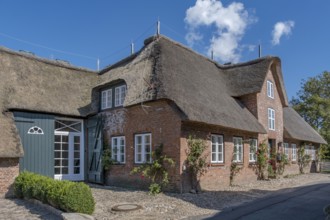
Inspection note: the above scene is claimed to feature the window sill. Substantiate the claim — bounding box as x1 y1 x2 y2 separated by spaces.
209 163 225 167
112 163 126 165
100 105 124 112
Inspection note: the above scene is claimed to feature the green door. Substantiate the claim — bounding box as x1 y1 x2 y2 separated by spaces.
87 115 103 184
14 112 55 177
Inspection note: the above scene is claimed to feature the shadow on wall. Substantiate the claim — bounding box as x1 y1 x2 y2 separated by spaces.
5 184 15 198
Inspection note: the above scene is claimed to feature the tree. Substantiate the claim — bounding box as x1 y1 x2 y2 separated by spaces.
297 145 311 174
186 136 208 192
291 71 330 159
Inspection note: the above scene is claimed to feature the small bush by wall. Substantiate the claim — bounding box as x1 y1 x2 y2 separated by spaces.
14 171 95 215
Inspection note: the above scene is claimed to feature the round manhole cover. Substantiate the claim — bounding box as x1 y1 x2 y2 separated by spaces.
111 204 143 212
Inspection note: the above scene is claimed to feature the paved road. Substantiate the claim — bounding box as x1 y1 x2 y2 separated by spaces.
0 198 60 220
205 181 330 220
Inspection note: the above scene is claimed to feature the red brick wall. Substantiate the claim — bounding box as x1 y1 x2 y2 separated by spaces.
239 93 258 118
180 122 258 191
0 158 19 198
283 139 320 175
102 100 182 191
257 68 284 145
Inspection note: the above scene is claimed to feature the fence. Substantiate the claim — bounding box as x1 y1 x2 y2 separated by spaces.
320 160 330 173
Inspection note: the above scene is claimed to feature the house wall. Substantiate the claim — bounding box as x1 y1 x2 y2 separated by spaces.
103 100 182 191
283 138 320 175
180 122 259 191
257 68 284 145
13 112 55 177
0 158 19 198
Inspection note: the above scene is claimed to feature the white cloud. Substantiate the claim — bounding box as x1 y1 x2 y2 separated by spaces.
271 20 295 45
184 0 256 63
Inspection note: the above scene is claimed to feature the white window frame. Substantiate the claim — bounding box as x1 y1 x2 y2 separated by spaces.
233 137 243 163
249 139 258 162
115 85 127 107
268 108 275 130
267 80 274 99
211 135 224 163
111 136 125 164
134 133 152 164
284 143 289 159
101 89 112 110
292 144 297 161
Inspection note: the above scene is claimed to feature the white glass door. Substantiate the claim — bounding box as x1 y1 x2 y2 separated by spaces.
54 119 84 181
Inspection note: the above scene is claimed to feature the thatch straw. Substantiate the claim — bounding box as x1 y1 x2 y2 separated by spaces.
284 107 327 144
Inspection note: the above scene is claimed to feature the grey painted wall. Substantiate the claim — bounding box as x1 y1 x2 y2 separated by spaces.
14 112 55 177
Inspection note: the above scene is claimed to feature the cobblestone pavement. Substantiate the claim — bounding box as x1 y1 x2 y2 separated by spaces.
0 198 60 220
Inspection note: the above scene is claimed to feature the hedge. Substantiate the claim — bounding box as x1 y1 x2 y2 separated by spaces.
14 171 95 215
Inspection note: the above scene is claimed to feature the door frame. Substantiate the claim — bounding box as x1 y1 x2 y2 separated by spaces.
54 118 84 181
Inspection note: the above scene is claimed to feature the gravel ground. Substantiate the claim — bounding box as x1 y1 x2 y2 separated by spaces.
91 173 330 220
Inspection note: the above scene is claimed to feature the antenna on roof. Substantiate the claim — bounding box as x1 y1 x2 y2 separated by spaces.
258 44 262 58
156 19 160 36
131 42 134 55
211 50 214 60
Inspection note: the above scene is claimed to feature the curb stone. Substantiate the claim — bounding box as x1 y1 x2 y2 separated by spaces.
27 199 95 220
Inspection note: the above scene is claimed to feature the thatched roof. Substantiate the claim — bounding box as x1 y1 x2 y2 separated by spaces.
98 36 267 133
283 107 327 144
0 46 97 157
0 112 24 158
0 34 323 157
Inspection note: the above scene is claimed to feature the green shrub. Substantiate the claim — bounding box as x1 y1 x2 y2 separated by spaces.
14 171 95 214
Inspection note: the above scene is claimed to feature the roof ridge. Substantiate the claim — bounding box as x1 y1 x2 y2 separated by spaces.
145 34 279 70
0 45 96 73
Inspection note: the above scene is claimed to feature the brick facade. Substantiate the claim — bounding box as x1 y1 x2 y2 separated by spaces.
0 158 19 198
103 100 183 191
101 65 320 192
180 122 259 191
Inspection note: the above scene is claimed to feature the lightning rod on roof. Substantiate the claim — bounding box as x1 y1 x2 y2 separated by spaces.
211 50 214 60
131 42 134 55
157 19 160 36
258 44 262 58
97 58 100 71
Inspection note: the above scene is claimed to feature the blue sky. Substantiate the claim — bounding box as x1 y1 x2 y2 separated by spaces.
0 1 329 100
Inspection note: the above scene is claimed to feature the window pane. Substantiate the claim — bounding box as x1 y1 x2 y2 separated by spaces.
62 135 68 143
146 153 151 163
62 160 68 166
74 159 80 166
212 153 217 161
54 159 60 166
54 151 61 158
218 153 222 161
212 144 216 153
62 168 68 174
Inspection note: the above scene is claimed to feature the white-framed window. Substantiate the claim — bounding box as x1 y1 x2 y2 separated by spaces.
267 80 274 99
292 144 297 161
211 135 224 163
101 89 112 110
268 108 275 130
135 133 152 164
311 146 315 160
284 143 289 159
115 85 127 107
233 137 243 162
249 139 258 162
111 136 125 163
